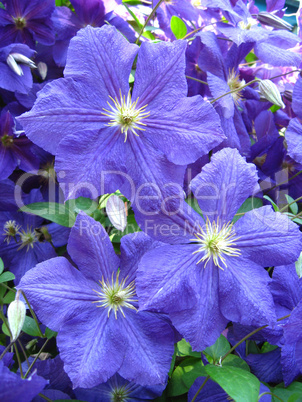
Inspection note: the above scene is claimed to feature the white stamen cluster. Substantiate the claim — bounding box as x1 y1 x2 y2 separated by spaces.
238 17 258 30
3 220 21 244
227 69 246 105
191 218 241 270
102 90 150 142
92 272 137 319
18 228 38 251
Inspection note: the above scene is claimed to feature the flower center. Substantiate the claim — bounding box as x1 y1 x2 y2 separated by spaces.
238 17 257 30
18 228 38 251
227 69 246 105
111 386 129 402
3 220 21 244
13 17 26 29
1 134 14 148
39 161 56 183
92 272 137 318
102 90 150 142
191 219 241 270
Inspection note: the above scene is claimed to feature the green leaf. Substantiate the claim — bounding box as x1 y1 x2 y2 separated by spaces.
222 355 250 371
263 195 279 212
0 272 15 283
170 16 187 39
20 202 76 227
205 365 260 402
203 334 230 363
295 251 302 278
0 258 4 275
272 382 302 402
22 316 41 337
122 0 142 5
182 359 206 389
233 197 263 223
176 339 201 358
45 327 57 339
269 104 281 113
261 342 278 354
285 194 298 215
123 4 142 28
2 322 10 337
3 290 16 305
167 357 205 397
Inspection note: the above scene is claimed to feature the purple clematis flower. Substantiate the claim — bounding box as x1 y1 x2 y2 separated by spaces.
0 109 39 180
52 0 136 66
0 186 66 283
0 359 48 402
18 25 225 210
18 213 175 388
136 147 302 350
0 43 35 94
0 0 55 48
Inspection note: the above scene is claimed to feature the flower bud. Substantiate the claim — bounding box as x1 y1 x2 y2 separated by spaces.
257 12 293 31
258 79 285 108
283 89 293 102
106 195 127 232
6 52 36 76
7 291 26 341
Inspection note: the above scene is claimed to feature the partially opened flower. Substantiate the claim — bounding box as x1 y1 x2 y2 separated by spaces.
136 147 302 350
18 25 225 211
0 0 55 48
18 213 175 388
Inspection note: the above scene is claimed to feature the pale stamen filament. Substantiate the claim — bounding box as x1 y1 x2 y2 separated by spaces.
191 218 241 270
101 89 150 142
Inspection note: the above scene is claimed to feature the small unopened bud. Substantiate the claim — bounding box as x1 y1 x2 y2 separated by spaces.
6 53 36 76
7 291 26 341
106 195 127 232
6 54 23 76
258 79 285 108
283 89 293 102
10 53 36 69
257 12 293 31
37 61 47 80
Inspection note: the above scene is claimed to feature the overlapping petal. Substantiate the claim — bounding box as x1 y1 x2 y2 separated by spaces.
18 257 99 331
190 148 259 223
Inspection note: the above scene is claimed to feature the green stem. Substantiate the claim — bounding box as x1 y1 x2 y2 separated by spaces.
291 210 302 220
17 339 29 366
0 282 16 293
191 375 210 402
135 0 165 44
279 195 302 212
24 338 49 379
185 75 208 85
258 392 284 402
183 19 224 40
14 343 23 377
37 394 53 402
266 170 302 193
21 291 44 338
0 340 14 360
210 79 259 104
